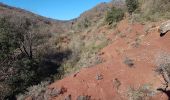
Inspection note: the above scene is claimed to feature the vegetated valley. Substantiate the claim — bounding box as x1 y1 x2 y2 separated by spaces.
0 0 170 100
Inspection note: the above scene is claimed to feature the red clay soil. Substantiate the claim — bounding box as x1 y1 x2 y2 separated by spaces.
48 19 170 100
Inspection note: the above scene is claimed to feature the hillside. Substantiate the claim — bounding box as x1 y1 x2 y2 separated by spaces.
48 19 170 100
0 1 114 99
0 3 72 34
0 0 170 100
0 2 73 99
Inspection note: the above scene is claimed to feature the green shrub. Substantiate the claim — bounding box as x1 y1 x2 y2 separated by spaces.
131 0 170 22
126 0 139 14
77 18 91 29
0 17 19 60
4 58 40 98
0 17 64 99
105 7 124 25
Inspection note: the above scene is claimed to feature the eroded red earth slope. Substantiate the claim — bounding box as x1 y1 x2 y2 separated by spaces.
48 19 170 100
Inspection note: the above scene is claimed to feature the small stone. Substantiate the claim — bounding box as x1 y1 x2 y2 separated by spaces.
73 72 79 77
96 74 103 80
50 88 61 97
113 78 121 90
48 87 67 97
64 94 71 100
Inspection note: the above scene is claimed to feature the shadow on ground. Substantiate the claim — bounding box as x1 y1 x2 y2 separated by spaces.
157 88 170 100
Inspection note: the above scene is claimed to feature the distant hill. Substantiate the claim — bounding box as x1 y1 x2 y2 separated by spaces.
0 2 72 34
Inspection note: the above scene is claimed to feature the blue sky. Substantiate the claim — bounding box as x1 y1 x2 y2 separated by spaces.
0 0 111 20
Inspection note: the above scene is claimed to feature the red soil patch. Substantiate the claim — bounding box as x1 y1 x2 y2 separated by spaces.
48 19 170 100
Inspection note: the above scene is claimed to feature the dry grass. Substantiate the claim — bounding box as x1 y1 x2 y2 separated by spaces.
17 81 67 100
155 51 170 85
155 52 170 69
77 95 91 100
127 84 155 100
132 0 170 22
17 81 49 100
61 29 110 75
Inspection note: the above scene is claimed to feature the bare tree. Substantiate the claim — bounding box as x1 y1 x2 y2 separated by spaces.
18 18 39 59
